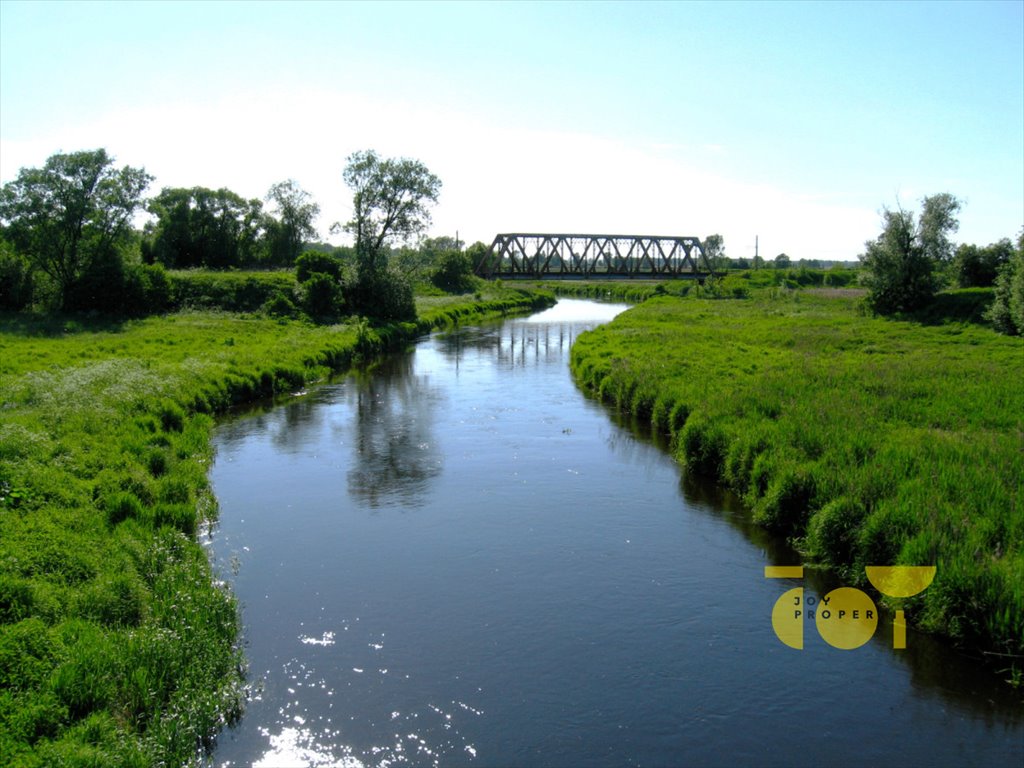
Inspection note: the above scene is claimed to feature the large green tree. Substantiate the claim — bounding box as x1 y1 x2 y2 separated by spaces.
264 179 320 266
952 238 1014 287
0 149 151 308
145 186 264 268
861 195 961 314
338 149 441 272
335 150 441 320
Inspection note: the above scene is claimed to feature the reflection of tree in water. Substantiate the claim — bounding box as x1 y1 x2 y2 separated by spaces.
346 352 443 508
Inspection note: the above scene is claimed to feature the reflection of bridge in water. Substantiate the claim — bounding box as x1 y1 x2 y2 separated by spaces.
436 320 587 372
477 233 714 280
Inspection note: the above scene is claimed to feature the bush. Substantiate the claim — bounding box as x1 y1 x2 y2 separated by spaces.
295 251 343 283
986 249 1024 335
169 270 295 312
262 291 298 318
431 250 476 293
140 263 172 312
299 273 344 323
345 269 416 322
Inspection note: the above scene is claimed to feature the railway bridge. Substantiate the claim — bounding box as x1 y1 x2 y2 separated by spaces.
476 233 713 280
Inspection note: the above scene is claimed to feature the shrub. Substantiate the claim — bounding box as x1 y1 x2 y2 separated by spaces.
140 263 172 312
169 270 295 312
295 251 343 283
299 273 344 323
262 291 298 318
431 250 476 293
986 248 1024 335
345 269 416 322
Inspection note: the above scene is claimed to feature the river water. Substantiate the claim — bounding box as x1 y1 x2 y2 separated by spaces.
208 300 1022 768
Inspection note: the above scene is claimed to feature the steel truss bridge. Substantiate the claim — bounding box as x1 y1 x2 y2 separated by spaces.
476 233 713 280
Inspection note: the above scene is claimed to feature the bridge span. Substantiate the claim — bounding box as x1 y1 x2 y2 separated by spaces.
476 233 713 280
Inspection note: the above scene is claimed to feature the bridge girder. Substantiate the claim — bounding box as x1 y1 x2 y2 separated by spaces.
477 233 713 280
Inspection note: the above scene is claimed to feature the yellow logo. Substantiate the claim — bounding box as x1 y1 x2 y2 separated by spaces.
765 565 935 650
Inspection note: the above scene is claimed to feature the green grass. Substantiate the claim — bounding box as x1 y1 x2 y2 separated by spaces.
0 284 553 766
570 290 1023 657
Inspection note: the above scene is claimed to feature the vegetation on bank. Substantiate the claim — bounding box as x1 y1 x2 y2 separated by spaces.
570 289 1023 660
0 285 552 767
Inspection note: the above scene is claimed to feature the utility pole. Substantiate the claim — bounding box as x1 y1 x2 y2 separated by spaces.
755 235 759 261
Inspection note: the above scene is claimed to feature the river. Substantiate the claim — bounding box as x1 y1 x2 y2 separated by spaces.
208 299 1022 767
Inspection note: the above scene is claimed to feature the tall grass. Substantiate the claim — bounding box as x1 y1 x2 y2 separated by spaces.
0 284 554 765
570 291 1023 657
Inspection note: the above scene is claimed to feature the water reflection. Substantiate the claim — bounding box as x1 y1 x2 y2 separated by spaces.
433 299 630 372
210 299 1022 768
345 353 443 509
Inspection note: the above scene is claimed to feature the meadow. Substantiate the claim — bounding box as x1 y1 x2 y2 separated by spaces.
570 288 1023 662
0 284 553 766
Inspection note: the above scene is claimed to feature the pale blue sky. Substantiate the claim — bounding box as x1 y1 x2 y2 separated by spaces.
2 0 1021 260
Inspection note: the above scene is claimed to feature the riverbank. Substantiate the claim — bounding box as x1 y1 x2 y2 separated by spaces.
570 291 1023 666
0 286 554 766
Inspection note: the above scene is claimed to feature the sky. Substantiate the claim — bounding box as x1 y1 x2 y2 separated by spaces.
1 0 1022 262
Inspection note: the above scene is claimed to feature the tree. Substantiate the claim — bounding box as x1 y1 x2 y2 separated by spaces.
466 241 490 275
0 149 151 308
860 194 961 314
431 249 475 293
145 186 265 269
703 234 725 271
774 253 791 269
986 230 1024 335
952 239 1013 287
918 192 961 263
264 180 320 266
338 149 442 273
336 150 441 321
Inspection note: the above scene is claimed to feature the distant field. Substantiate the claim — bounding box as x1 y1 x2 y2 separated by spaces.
570 290 1023 657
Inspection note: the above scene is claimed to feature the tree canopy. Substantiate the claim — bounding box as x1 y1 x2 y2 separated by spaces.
339 149 442 270
861 194 962 314
335 150 442 321
265 179 320 266
145 186 264 269
0 149 151 308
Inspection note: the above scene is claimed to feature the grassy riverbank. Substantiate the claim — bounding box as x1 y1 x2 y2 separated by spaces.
570 291 1023 660
0 286 553 766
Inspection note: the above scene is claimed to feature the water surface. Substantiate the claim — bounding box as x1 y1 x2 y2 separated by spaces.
209 299 1022 767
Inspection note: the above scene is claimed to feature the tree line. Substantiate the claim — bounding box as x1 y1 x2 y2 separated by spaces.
0 149 321 313
0 148 484 322
1 149 1021 332
859 194 1023 333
